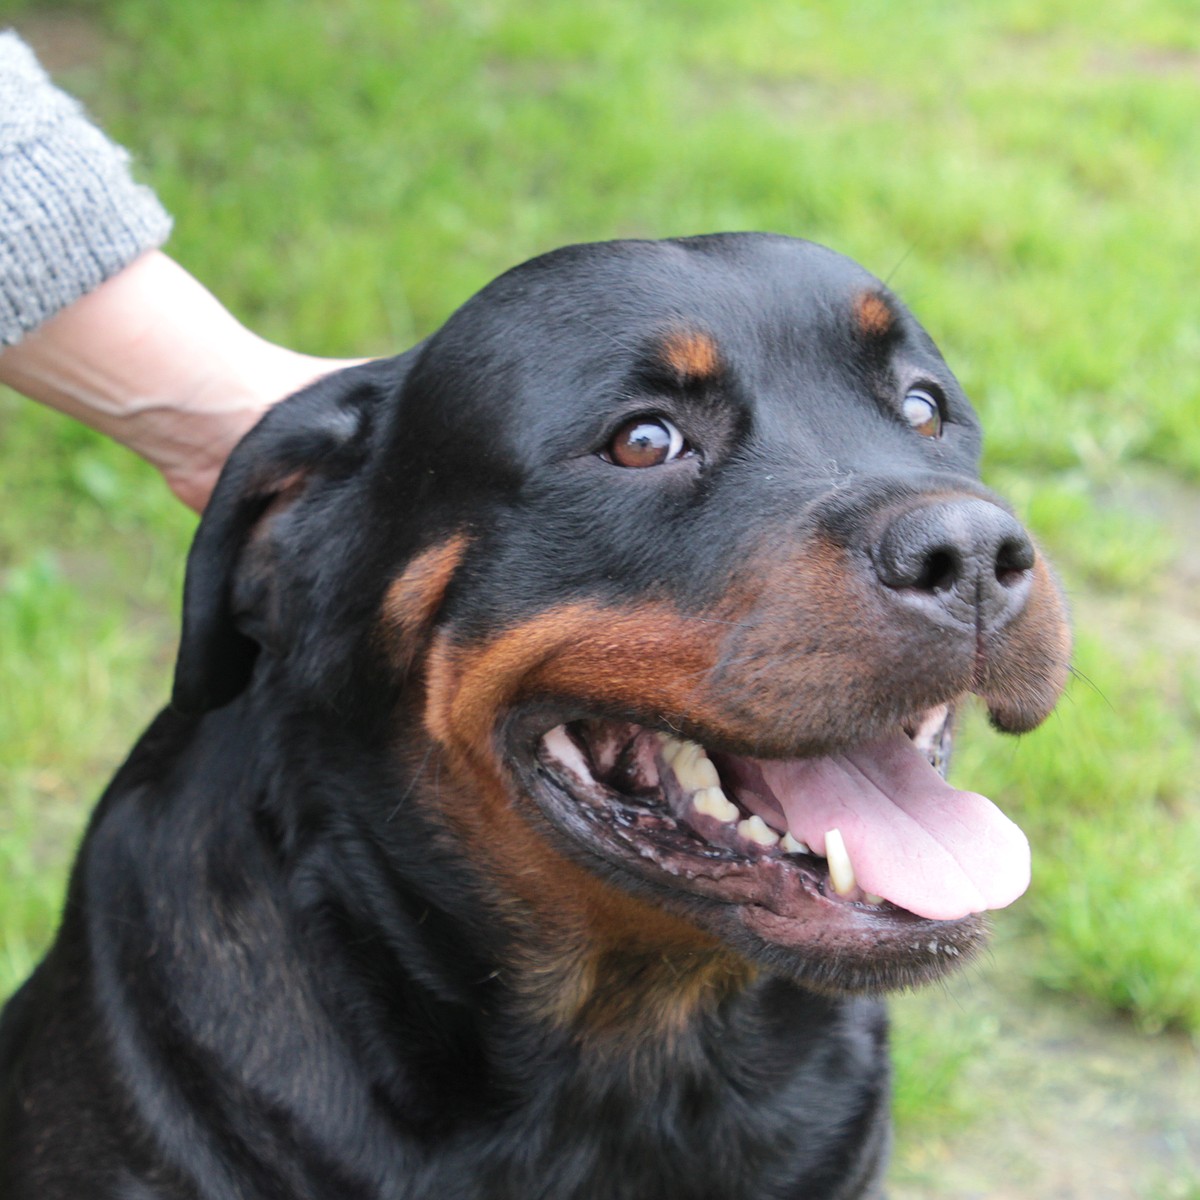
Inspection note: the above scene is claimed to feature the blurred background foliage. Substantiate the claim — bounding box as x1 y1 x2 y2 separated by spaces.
1 1 1198 1193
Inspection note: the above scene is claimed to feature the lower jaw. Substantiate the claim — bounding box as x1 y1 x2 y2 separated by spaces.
729 901 987 994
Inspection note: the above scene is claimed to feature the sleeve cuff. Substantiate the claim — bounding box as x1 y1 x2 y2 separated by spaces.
0 30 173 347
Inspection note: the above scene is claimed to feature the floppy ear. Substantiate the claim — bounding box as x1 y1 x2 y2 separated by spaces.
171 357 406 715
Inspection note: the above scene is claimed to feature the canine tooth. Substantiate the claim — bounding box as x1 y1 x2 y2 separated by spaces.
824 828 857 896
737 815 780 847
909 704 950 753
693 786 739 823
863 893 885 906
780 833 811 855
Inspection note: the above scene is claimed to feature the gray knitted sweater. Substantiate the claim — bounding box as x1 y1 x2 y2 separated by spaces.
0 30 171 346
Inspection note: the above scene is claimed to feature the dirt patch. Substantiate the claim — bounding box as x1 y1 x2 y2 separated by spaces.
14 10 110 75
1090 46 1200 80
892 929 1200 1198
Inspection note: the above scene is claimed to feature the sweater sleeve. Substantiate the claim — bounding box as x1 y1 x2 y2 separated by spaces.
0 30 172 347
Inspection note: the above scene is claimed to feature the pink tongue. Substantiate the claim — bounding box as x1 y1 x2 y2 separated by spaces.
746 733 1030 921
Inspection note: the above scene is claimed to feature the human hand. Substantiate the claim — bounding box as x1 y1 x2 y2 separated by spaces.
0 251 369 511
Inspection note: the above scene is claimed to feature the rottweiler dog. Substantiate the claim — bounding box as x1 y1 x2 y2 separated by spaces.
0 233 1070 1199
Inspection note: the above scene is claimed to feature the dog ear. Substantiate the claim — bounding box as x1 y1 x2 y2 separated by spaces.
171 358 403 715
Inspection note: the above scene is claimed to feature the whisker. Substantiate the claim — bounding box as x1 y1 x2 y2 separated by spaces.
386 744 437 822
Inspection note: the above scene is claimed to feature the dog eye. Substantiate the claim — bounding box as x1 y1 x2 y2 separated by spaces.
902 388 942 438
606 416 688 468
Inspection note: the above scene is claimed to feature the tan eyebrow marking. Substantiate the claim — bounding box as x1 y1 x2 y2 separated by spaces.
853 290 896 338
659 330 722 381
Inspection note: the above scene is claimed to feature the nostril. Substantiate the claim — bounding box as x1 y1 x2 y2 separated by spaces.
914 547 960 593
871 498 1036 629
994 535 1035 586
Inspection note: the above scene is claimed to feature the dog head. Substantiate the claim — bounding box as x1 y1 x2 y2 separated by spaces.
174 234 1070 1002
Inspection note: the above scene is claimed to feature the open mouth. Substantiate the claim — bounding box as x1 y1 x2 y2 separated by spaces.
531 705 1030 932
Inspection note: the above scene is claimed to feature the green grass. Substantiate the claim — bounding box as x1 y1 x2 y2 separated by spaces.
1150 1179 1200 1200
955 445 1200 1040
952 630 1200 1034
3 0 1200 1159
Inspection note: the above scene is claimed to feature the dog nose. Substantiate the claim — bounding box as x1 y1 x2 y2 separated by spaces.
871 498 1035 630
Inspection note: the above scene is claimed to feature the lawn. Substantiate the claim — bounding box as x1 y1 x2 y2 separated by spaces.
2 0 1199 1191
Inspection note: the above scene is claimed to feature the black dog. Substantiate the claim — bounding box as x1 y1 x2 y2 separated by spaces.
0 234 1070 1198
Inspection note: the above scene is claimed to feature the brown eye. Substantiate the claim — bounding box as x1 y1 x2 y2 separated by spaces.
606 416 687 468
902 388 942 438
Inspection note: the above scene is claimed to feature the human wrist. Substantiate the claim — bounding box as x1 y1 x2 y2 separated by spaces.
149 337 358 510
0 252 366 510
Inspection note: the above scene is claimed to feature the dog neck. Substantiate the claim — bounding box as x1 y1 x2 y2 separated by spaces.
138 696 883 1180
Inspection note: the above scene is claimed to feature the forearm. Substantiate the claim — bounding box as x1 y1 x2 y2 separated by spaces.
0 250 365 510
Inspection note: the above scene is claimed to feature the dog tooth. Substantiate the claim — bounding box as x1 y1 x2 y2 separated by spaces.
737 815 780 847
863 892 885 906
693 786 739 823
659 735 688 765
669 740 702 772
669 742 696 777
541 726 593 783
780 833 811 855
824 828 857 896
687 756 720 791
673 744 720 791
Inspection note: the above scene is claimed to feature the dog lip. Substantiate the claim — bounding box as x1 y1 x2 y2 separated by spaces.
519 710 979 925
